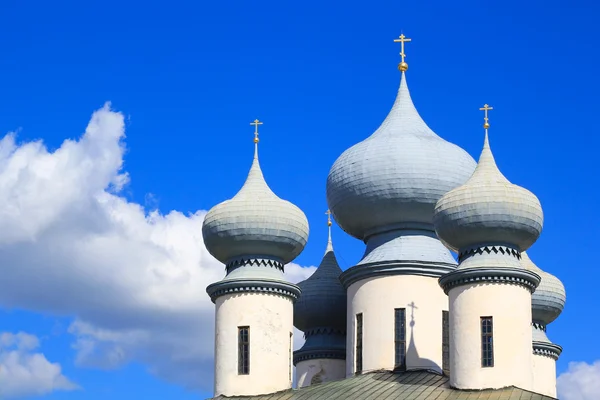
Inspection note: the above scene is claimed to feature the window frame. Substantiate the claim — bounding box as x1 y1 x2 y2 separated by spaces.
238 326 250 375
481 316 494 368
355 313 363 374
394 308 407 371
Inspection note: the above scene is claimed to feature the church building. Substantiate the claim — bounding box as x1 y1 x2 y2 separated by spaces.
202 34 566 399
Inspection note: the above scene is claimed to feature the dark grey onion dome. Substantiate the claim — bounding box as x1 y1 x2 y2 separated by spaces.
433 132 544 253
202 144 309 265
294 229 346 333
293 223 346 364
326 72 476 241
522 252 566 325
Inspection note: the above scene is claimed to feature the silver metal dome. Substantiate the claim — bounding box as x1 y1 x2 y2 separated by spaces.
202 144 309 265
326 72 476 241
433 132 544 252
522 252 566 325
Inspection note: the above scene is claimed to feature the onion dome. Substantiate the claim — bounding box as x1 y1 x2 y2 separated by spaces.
294 213 346 334
293 213 346 364
521 252 566 325
433 130 544 254
326 72 476 241
202 123 309 267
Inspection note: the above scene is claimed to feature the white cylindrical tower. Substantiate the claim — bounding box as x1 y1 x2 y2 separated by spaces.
522 252 565 398
326 39 476 376
203 122 309 397
434 110 542 391
293 213 346 387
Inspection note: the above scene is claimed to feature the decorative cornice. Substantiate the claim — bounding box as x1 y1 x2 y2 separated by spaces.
533 341 563 360
532 322 547 332
206 278 301 303
340 260 456 289
439 267 541 295
293 348 346 365
458 245 520 263
304 327 346 338
225 257 284 274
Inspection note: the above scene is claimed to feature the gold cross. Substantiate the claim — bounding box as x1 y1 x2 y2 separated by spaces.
325 209 332 226
393 33 412 64
479 104 493 129
250 119 263 143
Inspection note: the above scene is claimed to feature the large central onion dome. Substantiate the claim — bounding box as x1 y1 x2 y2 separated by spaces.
434 132 544 253
202 138 309 266
521 252 566 325
326 72 476 241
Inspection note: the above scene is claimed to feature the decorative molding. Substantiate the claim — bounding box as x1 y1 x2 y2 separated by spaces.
340 260 456 289
438 267 541 295
532 322 547 332
458 245 520 263
533 341 563 360
225 257 284 274
206 279 301 303
293 348 346 365
304 327 346 339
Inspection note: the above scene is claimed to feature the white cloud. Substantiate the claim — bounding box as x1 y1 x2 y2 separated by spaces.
0 103 316 392
0 332 78 398
557 360 600 400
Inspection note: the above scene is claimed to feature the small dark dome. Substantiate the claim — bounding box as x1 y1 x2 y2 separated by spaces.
294 237 346 333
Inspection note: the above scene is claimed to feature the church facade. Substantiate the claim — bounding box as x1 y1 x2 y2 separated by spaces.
202 35 565 400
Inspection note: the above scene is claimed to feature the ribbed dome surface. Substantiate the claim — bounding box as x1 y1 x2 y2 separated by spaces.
294 235 346 333
202 146 309 265
326 73 476 240
433 133 543 252
521 252 566 325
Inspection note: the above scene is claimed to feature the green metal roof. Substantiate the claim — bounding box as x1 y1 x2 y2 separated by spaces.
210 370 555 400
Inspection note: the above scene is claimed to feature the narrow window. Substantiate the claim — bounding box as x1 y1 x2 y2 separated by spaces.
289 332 293 382
356 313 363 373
238 326 250 375
481 317 494 368
442 311 450 375
394 308 407 370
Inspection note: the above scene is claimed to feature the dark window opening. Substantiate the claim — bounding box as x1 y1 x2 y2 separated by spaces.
356 313 363 373
238 326 250 375
481 317 494 368
394 308 407 370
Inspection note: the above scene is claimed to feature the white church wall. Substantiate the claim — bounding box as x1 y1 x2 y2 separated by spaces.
532 354 557 398
449 283 533 391
214 292 294 397
346 275 448 376
296 358 345 388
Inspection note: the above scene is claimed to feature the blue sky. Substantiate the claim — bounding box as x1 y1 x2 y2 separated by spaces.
0 0 598 399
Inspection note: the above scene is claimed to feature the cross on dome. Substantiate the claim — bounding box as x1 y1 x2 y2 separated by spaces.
250 119 263 143
393 33 412 71
479 104 493 129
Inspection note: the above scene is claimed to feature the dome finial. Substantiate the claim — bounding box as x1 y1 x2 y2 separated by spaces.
250 118 263 158
479 104 493 130
393 33 412 72
325 209 333 251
